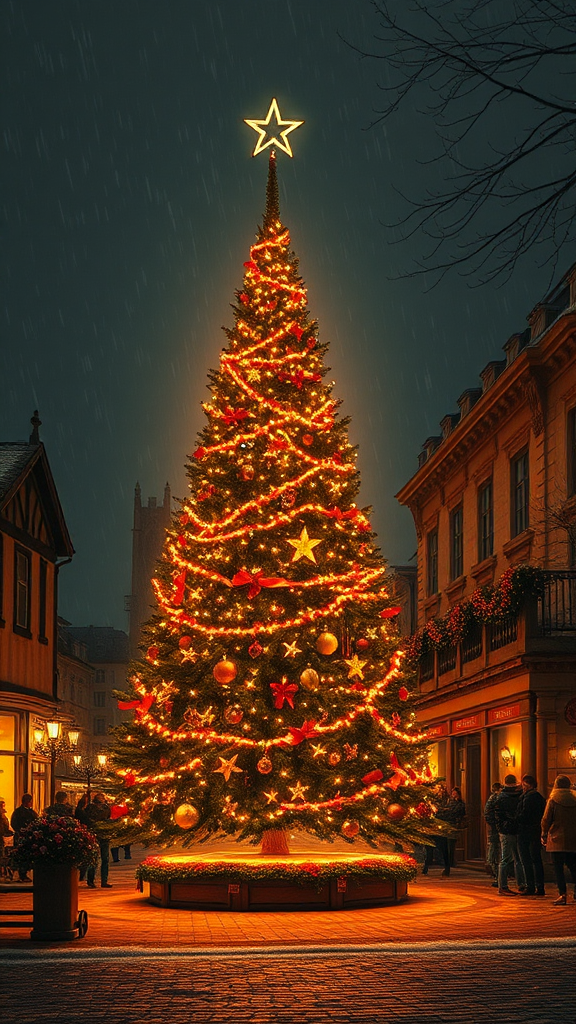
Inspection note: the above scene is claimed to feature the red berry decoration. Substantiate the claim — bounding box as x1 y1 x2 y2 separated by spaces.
415 802 431 819
387 803 407 822
124 772 137 788
179 635 193 650
248 640 263 659
398 686 409 701
356 638 370 651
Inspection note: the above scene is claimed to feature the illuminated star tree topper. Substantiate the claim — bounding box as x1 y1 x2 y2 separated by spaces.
244 97 304 157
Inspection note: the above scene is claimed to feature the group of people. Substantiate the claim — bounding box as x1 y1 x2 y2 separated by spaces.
4 790 131 887
485 773 576 904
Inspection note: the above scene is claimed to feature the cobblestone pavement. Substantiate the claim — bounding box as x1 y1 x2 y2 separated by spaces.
2 941 575 1023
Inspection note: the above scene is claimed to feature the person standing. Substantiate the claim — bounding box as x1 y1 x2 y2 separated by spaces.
10 794 37 882
541 775 576 906
75 793 91 882
516 775 546 897
484 782 502 886
422 784 452 876
44 791 74 816
495 773 526 896
447 787 467 867
85 792 112 889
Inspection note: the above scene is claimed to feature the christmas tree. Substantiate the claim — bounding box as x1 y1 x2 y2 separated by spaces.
113 153 438 853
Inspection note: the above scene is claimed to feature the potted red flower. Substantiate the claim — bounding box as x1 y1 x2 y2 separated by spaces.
13 815 98 940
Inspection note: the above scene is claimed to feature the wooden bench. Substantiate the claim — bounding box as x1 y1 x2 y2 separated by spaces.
0 883 34 928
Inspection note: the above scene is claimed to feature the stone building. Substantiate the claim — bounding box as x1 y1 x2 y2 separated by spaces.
0 414 74 814
66 626 130 751
126 482 171 658
396 264 576 862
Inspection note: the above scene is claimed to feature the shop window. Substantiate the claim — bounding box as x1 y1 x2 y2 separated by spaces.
14 546 31 636
450 505 463 580
0 713 18 817
427 529 438 596
511 450 529 537
478 480 494 561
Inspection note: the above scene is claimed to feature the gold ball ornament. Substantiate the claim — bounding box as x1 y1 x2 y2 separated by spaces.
257 754 273 775
224 704 244 725
213 659 238 685
316 632 339 656
328 751 341 766
299 667 320 691
240 465 255 481
342 820 360 838
174 803 200 830
386 803 407 822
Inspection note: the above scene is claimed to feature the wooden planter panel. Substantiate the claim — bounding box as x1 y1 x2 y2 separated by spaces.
147 874 409 911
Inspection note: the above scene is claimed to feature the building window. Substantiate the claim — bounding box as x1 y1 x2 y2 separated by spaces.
94 691 106 707
94 718 106 736
427 529 438 596
450 506 463 580
512 450 529 537
95 669 106 685
478 480 494 561
14 547 31 635
568 408 576 496
38 558 48 640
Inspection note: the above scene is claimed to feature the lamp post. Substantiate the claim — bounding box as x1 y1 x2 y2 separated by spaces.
71 752 108 801
34 719 79 806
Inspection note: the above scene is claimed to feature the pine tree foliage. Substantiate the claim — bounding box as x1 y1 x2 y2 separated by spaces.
111 154 439 849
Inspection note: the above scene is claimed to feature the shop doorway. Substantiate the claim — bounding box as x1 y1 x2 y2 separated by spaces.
455 732 483 861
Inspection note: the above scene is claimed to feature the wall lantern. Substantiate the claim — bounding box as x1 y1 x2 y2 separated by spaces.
569 743 576 766
500 746 515 767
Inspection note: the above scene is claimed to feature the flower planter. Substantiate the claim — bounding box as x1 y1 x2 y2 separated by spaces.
31 862 80 941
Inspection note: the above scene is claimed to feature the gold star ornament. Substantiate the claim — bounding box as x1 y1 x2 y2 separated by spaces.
287 526 322 564
213 754 243 783
288 781 309 802
345 655 367 680
282 640 302 659
244 97 304 158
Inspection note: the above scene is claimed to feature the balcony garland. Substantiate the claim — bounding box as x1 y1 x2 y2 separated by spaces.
404 565 545 664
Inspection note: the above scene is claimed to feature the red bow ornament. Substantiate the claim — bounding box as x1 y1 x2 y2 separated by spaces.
231 569 288 600
322 506 359 522
288 719 317 745
222 406 249 426
380 606 401 619
270 679 299 710
117 693 155 715
362 769 384 786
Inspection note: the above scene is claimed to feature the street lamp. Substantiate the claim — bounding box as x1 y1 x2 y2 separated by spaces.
34 718 79 806
71 751 108 800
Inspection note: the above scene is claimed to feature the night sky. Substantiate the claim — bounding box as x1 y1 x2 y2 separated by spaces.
1 1 563 629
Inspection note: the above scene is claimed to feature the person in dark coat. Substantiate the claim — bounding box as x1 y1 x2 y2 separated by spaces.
541 775 576 905
10 794 37 882
75 794 91 882
484 782 502 886
422 784 452 876
85 792 112 888
495 774 526 895
516 775 546 896
44 791 74 817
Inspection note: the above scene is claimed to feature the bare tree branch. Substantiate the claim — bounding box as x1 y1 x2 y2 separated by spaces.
348 0 576 283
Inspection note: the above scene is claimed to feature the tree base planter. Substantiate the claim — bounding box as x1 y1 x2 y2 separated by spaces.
30 863 85 941
137 852 416 912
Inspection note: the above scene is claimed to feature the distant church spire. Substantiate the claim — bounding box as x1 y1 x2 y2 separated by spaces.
29 410 41 445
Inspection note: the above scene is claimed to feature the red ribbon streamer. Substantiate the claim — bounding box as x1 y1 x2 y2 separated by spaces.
173 570 187 605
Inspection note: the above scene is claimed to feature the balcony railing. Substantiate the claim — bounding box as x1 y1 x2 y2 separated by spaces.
419 649 435 683
462 621 483 663
437 644 457 675
538 570 576 634
488 615 518 652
